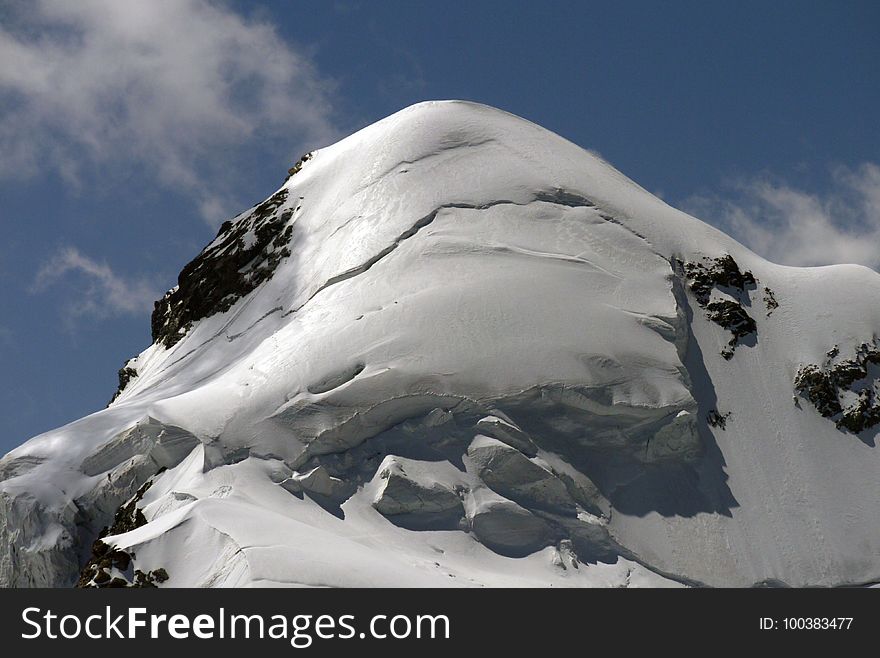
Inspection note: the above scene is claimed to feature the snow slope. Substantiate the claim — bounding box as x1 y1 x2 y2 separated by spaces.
2 101 879 587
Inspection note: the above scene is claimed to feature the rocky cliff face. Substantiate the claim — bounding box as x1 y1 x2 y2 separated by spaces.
3 101 880 588
151 188 296 348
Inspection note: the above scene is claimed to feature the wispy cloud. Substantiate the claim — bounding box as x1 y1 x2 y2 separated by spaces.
0 0 339 223
684 163 880 271
32 247 158 322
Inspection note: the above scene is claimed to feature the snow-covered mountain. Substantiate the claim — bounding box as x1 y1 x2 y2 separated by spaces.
2 101 879 588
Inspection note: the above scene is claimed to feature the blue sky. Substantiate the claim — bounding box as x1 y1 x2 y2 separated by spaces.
1 0 878 455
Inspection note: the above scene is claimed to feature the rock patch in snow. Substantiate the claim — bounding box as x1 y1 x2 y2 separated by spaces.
795 340 880 434
682 255 758 359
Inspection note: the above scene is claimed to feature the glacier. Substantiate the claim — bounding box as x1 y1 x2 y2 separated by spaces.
2 100 880 587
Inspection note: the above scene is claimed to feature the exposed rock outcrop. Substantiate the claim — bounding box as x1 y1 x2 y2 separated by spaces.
77 536 170 589
763 286 779 316
705 300 757 359
151 188 295 348
684 254 757 305
285 151 314 182
795 340 880 433
681 255 758 358
108 362 138 405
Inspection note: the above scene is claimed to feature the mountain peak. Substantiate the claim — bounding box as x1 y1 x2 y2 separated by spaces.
3 104 880 588
149 99 629 353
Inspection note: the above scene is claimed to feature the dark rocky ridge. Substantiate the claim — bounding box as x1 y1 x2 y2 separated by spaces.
151 187 296 348
108 363 138 406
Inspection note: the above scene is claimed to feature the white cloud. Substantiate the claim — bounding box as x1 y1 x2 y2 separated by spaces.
684 163 880 271
32 247 158 321
0 0 338 223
